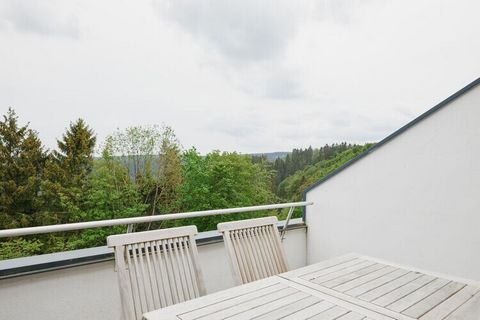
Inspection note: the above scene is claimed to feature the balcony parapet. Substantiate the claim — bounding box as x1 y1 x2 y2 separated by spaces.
0 218 306 279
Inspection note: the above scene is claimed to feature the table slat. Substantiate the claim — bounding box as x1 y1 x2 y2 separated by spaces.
280 300 335 320
346 268 410 297
334 266 398 293
322 263 386 288
254 295 321 320
143 254 480 320
281 254 480 320
387 278 450 312
420 285 479 320
371 275 436 307
309 306 350 320
358 272 423 302
194 286 298 320
402 281 465 318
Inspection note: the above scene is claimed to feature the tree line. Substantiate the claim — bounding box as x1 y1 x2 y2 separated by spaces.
0 108 372 259
252 143 366 198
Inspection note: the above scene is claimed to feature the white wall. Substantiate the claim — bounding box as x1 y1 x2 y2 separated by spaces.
0 227 306 320
306 84 480 281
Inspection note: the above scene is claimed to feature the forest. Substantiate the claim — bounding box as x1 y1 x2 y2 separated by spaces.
0 108 372 259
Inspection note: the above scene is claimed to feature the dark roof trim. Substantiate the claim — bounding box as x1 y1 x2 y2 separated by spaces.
302 77 480 207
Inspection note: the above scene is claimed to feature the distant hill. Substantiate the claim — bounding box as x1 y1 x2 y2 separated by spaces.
249 152 289 161
277 144 373 201
96 152 289 179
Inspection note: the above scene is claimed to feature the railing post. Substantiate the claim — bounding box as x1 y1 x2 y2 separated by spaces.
280 206 295 241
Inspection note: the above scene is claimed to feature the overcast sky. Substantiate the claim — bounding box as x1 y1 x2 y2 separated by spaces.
1 0 479 154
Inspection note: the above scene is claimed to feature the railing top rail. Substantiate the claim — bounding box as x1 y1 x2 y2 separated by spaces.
0 202 313 238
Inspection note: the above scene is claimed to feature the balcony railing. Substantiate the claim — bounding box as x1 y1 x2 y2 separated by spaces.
0 201 313 239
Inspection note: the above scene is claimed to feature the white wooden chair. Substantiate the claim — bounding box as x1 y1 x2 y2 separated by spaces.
217 216 289 285
107 226 206 320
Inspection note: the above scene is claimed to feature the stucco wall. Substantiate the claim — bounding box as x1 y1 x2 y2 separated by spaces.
0 227 306 320
305 83 480 280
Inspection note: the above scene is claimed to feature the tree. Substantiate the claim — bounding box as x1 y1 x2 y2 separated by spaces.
178 149 276 231
278 144 373 201
156 127 182 213
177 148 210 212
0 108 46 220
41 119 96 222
271 143 364 198
53 119 96 185
105 125 182 220
106 125 163 180
65 146 147 250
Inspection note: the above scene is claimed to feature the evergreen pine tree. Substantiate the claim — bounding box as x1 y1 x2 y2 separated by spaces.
0 108 46 217
42 119 96 220
53 119 96 185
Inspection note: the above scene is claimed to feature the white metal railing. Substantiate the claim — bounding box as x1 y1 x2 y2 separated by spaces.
0 202 313 238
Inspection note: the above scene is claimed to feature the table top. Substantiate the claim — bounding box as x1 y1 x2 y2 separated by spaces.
143 253 480 320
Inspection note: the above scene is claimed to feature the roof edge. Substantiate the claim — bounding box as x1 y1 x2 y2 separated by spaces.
302 77 480 201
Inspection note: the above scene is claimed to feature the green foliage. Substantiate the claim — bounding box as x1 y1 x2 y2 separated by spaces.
0 108 46 216
272 143 359 193
64 150 148 249
0 108 374 259
83 157 146 220
105 125 164 180
0 238 42 260
156 129 183 213
178 149 277 231
277 144 373 201
41 119 96 223
104 125 182 218
54 119 96 183
64 227 127 250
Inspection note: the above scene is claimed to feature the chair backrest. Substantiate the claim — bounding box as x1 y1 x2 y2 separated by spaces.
107 226 206 320
217 216 289 285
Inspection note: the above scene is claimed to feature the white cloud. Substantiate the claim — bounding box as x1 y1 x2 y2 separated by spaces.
0 0 479 154
0 0 80 38
156 0 305 64
155 0 311 100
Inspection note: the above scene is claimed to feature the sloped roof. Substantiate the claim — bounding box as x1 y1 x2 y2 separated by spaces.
303 77 480 197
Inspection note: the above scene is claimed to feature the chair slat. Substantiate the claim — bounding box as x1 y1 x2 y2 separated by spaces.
126 244 142 318
153 240 170 307
148 242 164 308
234 229 252 283
222 229 242 285
115 246 136 320
140 242 155 311
218 216 289 285
244 228 261 280
257 226 275 276
182 237 198 297
241 229 259 281
188 234 206 297
144 242 160 309
260 225 281 274
247 227 268 278
180 237 196 299
107 226 205 320
270 224 289 271
176 239 188 301
166 238 183 303
160 239 176 304
133 243 149 313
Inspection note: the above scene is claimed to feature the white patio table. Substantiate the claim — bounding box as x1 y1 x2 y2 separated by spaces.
143 253 480 320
